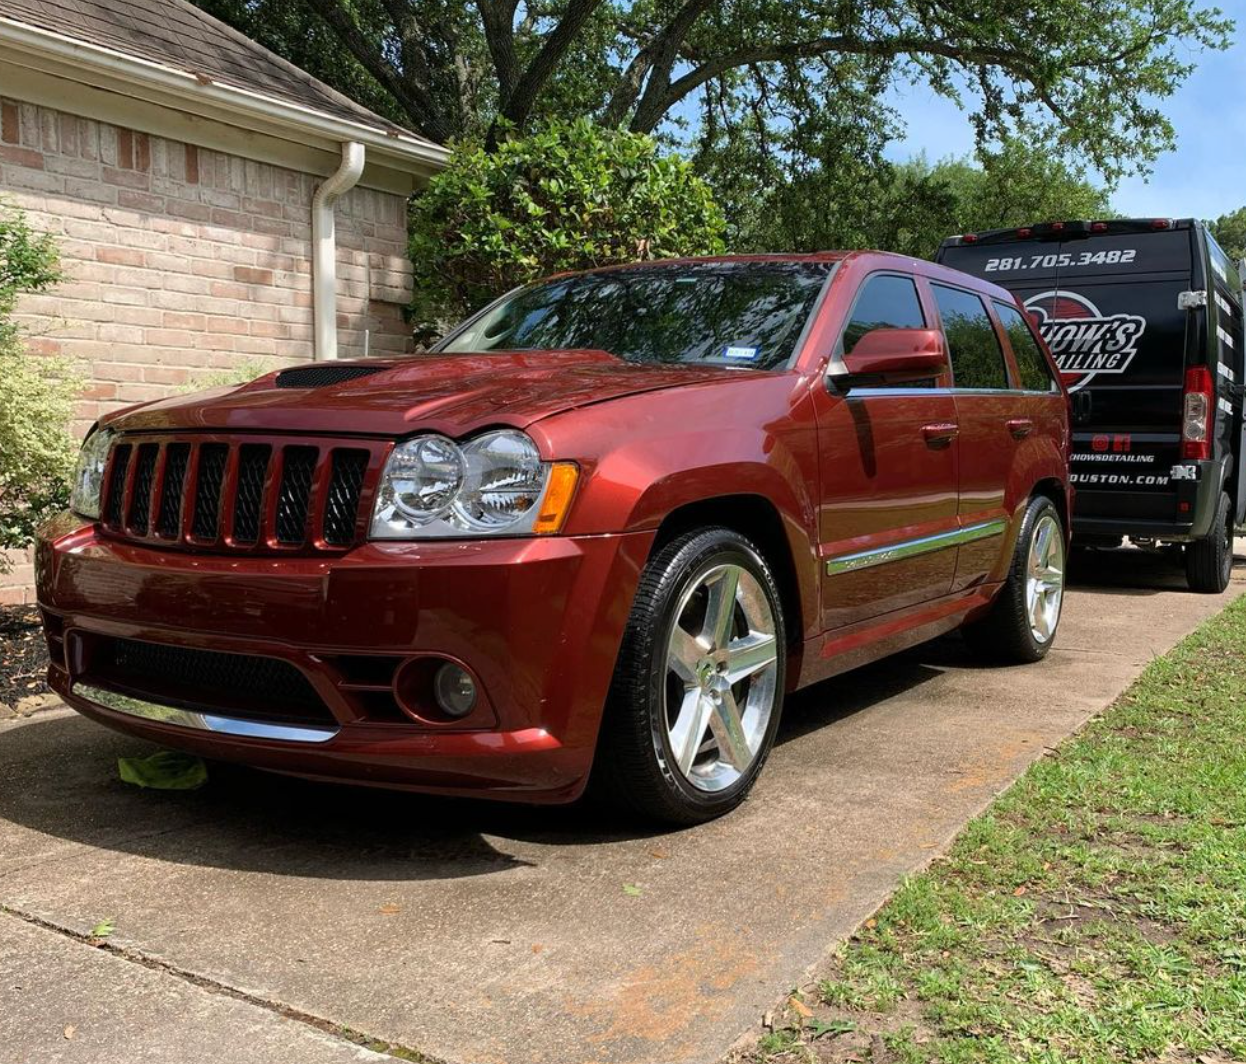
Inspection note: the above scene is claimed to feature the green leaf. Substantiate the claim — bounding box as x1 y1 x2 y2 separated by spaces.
90 918 115 939
622 883 643 897
117 751 208 791
807 1018 856 1039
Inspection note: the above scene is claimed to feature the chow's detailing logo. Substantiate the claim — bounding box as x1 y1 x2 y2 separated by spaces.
1024 291 1146 392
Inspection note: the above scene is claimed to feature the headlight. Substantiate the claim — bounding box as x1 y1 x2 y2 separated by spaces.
370 430 577 539
70 426 115 519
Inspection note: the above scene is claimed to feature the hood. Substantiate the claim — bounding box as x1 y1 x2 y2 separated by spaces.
103 350 758 437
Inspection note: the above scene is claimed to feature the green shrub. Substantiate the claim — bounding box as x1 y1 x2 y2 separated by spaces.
0 203 79 567
409 119 726 339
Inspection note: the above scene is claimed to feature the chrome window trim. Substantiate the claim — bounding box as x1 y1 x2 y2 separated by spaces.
72 682 340 744
839 387 1045 397
826 518 1008 575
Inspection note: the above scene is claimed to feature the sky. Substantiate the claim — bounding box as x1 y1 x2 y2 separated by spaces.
880 0 1246 220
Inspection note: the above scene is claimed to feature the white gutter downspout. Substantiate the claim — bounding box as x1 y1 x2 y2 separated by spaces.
312 142 365 361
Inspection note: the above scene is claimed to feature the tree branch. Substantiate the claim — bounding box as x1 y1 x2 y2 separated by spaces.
602 0 714 127
499 0 605 127
299 0 452 140
476 0 521 105
630 33 1043 133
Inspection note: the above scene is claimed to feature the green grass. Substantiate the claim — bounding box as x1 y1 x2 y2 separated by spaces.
741 595 1246 1064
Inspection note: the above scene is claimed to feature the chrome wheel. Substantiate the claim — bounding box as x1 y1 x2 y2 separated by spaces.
1026 514 1064 644
663 563 779 793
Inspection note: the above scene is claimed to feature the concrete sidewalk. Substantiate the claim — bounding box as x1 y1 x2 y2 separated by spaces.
1 546 1241 1064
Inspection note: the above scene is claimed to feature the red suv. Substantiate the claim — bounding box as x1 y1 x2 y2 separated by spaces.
37 252 1071 823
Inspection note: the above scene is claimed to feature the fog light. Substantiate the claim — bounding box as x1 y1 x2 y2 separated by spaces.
433 662 477 718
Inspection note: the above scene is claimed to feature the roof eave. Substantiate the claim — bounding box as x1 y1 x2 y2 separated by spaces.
0 14 449 175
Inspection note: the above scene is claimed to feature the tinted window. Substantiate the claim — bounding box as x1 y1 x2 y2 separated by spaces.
842 274 925 354
994 301 1058 392
932 284 1009 390
437 263 831 370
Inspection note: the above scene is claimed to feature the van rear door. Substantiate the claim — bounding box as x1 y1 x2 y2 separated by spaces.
938 223 1193 535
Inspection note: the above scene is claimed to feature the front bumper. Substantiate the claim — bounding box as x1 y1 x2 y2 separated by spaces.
35 513 654 801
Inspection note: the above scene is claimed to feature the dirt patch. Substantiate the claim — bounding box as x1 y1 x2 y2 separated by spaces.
0 605 50 707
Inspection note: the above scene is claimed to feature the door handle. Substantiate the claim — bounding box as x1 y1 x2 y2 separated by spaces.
922 422 959 447
1006 417 1034 439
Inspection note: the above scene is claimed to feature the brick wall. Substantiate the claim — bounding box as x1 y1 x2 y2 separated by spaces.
0 97 417 603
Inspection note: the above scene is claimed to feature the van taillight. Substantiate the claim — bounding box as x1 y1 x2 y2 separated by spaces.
1181 366 1214 460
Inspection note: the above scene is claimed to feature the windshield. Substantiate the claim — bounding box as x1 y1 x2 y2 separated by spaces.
436 262 832 370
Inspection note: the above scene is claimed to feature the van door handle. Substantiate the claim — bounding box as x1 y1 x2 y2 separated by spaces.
922 422 959 447
1006 417 1034 439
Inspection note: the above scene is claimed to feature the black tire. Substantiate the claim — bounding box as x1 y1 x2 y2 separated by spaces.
963 496 1065 664
1186 490 1233 594
593 527 786 825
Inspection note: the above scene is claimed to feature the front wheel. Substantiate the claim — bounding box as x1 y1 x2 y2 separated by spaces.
1186 491 1234 594
963 496 1066 663
593 527 786 825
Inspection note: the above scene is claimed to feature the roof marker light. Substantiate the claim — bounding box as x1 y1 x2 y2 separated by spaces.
1017 227 1033 238
961 234 978 244
1091 221 1109 233
1050 222 1066 232
1152 218 1172 230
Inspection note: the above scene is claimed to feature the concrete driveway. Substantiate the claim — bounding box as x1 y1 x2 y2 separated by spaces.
1 546 1242 1064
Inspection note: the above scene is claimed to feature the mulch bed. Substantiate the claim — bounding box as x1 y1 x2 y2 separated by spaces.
1 605 51 705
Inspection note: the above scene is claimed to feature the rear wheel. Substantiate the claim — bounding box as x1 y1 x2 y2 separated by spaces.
594 527 786 825
963 496 1066 663
1186 490 1233 594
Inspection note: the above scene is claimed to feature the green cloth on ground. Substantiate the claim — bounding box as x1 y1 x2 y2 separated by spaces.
117 751 208 790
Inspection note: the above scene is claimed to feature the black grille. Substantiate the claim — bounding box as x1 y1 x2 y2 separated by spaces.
275 446 317 544
126 444 158 534
324 449 368 546
104 444 131 527
106 638 333 727
191 443 228 540
231 444 271 544
275 364 384 389
156 443 190 538
100 436 378 552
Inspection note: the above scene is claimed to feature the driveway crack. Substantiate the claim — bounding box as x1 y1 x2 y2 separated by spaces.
0 903 441 1063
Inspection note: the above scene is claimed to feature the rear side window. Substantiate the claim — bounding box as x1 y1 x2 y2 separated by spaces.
994 301 1058 392
932 284 1009 390
842 274 925 354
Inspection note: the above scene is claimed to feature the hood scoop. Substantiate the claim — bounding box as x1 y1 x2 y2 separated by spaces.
275 364 386 389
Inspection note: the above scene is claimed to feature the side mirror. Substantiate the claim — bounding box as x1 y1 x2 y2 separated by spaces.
834 328 948 388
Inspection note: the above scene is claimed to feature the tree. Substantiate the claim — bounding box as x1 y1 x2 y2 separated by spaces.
734 139 1114 260
1208 207 1246 263
0 204 78 567
407 119 725 336
195 0 1230 182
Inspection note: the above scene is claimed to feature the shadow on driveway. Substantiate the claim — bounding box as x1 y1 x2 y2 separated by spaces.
2 545 1236 884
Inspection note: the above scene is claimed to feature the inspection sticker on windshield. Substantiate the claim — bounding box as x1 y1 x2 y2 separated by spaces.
724 346 758 360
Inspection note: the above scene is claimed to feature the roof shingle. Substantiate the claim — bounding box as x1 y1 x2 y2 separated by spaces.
0 0 431 143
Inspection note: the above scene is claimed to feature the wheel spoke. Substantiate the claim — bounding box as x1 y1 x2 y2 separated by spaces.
707 689 751 771
669 690 713 776
725 632 777 685
1035 594 1051 640
668 624 704 685
703 566 740 650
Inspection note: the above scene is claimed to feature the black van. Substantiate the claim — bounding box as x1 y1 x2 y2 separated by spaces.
937 219 1242 592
